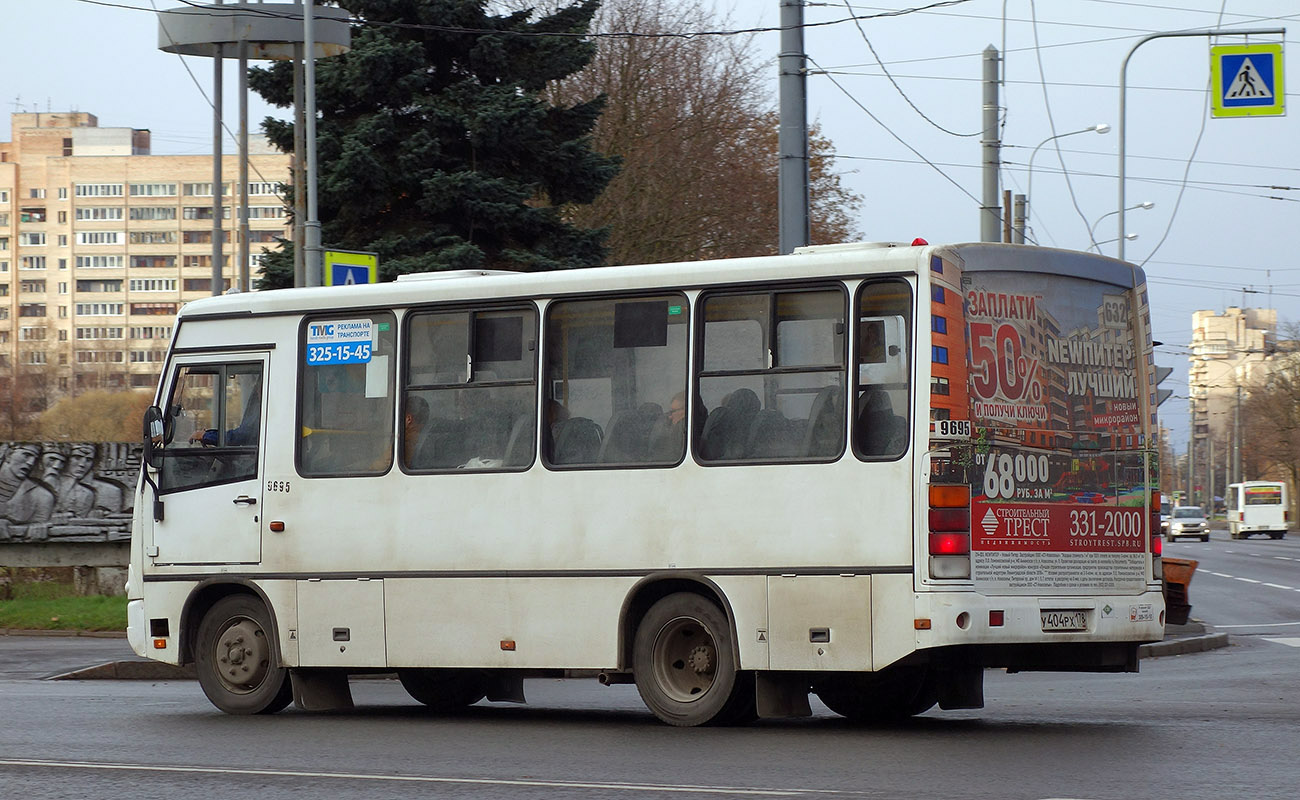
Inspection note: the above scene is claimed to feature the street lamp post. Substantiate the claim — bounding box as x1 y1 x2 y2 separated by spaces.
1024 124 1109 242
1088 233 1139 252
1117 27 1284 262
1090 201 1154 251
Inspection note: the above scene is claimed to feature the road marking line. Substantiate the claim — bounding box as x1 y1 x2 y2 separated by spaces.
1214 621 1300 629
0 759 815 796
1208 572 1234 578
1262 638 1300 648
1263 583 1295 590
1235 578 1262 584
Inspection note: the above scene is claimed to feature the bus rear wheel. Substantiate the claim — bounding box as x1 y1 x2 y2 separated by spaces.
633 593 754 727
194 595 292 715
397 669 487 711
814 666 937 722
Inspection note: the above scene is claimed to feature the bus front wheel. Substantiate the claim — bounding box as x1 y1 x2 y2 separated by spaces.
194 595 293 715
397 669 487 711
632 592 754 727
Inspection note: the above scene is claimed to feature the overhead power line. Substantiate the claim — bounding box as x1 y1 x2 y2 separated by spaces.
79 0 978 40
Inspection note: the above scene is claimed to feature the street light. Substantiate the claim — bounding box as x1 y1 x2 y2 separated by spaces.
1088 233 1138 252
1025 123 1110 238
1090 201 1154 246
1117 27 1284 262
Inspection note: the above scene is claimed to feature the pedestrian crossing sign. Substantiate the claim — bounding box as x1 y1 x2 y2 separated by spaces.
324 249 379 286
1211 43 1284 118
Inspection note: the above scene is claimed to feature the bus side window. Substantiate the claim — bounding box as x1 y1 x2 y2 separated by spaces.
853 280 913 459
403 306 538 472
298 312 397 477
697 287 846 463
543 295 689 468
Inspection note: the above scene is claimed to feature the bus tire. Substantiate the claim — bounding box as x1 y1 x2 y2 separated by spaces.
397 669 487 711
814 666 937 722
194 595 292 715
633 592 753 727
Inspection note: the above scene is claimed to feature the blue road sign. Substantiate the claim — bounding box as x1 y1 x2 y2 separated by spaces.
331 264 372 286
323 249 379 286
1211 44 1285 118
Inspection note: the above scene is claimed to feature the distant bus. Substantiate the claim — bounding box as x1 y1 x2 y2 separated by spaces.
1226 482 1289 539
128 241 1165 725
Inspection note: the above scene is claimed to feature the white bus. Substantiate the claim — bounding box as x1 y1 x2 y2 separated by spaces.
1226 481 1289 539
128 241 1165 725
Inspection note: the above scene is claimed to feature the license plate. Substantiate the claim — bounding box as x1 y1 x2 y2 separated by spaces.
1041 610 1089 632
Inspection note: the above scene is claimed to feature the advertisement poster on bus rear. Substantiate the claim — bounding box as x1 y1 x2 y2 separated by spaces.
959 271 1150 595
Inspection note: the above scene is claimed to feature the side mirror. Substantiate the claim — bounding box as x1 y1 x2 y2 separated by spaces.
143 405 165 469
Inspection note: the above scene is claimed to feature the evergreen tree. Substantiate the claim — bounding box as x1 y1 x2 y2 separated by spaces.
249 0 619 287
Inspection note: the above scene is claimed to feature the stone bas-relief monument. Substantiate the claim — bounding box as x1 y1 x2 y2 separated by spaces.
0 442 138 544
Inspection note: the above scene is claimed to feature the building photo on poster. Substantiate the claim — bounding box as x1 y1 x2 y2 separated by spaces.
957 270 1153 596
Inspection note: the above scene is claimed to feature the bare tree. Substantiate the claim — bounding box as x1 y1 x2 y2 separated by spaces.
549 0 862 265
4 319 56 439
1241 328 1300 522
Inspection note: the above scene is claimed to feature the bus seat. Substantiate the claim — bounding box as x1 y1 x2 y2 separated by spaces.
803 385 844 458
647 409 686 463
699 388 760 460
747 409 794 458
551 417 603 465
415 417 471 469
856 389 906 457
503 412 536 467
600 403 662 463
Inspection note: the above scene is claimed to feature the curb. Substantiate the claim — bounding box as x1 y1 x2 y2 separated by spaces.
46 661 196 681
1 629 127 639
1138 632 1230 658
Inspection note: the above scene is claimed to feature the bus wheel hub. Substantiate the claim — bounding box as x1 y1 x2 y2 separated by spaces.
688 646 714 675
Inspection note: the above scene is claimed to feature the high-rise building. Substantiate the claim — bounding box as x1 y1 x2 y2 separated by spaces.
1188 306 1276 444
0 111 291 419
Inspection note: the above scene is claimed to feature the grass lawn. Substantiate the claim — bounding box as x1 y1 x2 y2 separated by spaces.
0 581 127 632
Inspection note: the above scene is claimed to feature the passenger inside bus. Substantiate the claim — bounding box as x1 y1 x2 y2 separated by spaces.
856 388 906 457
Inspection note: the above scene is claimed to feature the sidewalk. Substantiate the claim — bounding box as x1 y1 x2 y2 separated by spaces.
1137 620 1230 659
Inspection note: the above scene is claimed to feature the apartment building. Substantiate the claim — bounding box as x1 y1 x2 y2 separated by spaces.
0 112 291 413
1188 306 1277 443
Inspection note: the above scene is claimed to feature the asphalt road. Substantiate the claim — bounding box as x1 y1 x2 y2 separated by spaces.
1 640 1298 800
1 530 1296 799
1163 525 1300 639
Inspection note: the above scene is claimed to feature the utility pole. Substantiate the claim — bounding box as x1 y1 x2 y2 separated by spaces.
777 0 809 254
1207 435 1215 514
1233 383 1242 484
1012 194 1026 243
980 45 1001 242
304 2 323 286
211 25 224 298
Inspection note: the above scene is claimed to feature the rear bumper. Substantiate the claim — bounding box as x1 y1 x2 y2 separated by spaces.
912 589 1164 672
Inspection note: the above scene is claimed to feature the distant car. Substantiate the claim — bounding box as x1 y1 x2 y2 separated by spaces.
1167 505 1209 542
1160 501 1173 536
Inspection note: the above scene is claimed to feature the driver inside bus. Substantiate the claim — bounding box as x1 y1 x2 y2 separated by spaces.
191 377 263 447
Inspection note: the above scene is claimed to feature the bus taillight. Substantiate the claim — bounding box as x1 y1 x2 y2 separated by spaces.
1150 522 1163 581
929 533 970 555
928 483 971 579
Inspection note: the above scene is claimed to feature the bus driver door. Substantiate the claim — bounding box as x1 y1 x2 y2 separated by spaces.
149 354 268 565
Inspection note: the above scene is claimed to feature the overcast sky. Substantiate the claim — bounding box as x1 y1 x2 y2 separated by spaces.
6 1 1299 450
